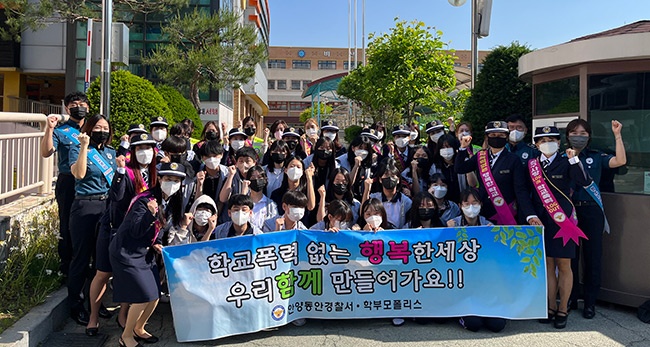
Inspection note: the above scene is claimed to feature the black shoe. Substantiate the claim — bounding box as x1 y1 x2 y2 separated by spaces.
119 337 144 347
85 324 99 336
554 311 568 329
539 309 556 324
583 305 596 319
568 299 578 312
71 309 90 326
99 304 113 319
134 331 159 344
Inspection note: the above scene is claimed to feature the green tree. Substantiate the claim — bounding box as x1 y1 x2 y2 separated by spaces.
463 42 533 142
144 8 267 111
87 70 172 145
156 85 203 138
299 103 333 123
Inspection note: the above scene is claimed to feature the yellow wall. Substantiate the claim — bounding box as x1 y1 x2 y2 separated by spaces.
2 70 26 112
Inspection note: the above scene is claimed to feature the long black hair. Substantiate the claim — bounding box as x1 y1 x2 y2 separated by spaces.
326 167 355 204
277 155 308 194
409 192 443 228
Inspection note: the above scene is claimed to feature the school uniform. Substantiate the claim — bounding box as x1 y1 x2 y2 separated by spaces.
506 141 540 165
369 192 412 229
438 200 462 225
265 165 284 197
429 161 466 204
211 222 263 239
450 215 493 227
262 216 307 232
251 195 279 231
198 162 228 210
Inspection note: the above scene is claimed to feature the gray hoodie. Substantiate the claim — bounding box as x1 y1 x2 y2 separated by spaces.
167 194 218 245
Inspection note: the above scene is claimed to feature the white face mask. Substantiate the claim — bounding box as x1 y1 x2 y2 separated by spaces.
458 131 471 141
286 167 303 181
433 185 448 199
366 215 383 229
274 130 283 141
409 131 418 140
194 210 212 226
161 180 181 197
539 141 559 156
376 131 384 141
231 211 250 226
323 132 337 142
430 132 444 143
152 129 167 142
332 220 351 230
230 139 245 151
204 157 220 170
462 204 481 219
394 137 409 149
306 128 318 137
439 147 454 161
136 149 154 165
354 149 369 160
509 130 525 143
288 207 305 222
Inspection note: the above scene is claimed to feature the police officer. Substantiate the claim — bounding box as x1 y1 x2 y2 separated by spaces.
455 121 539 226
150 116 169 149
567 118 626 319
40 92 88 278
505 114 539 164
68 114 117 325
381 125 413 174
117 123 148 158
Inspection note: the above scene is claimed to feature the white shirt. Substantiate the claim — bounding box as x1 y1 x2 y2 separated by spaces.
265 166 284 196
251 195 279 231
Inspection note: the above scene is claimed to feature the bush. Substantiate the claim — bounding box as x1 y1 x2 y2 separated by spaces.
344 125 363 144
87 70 173 146
156 85 203 138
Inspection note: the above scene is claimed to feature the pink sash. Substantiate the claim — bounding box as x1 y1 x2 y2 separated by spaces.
528 158 587 246
477 150 517 225
126 191 162 245
125 167 149 194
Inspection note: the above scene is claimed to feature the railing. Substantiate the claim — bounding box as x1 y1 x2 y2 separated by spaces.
4 96 63 115
0 112 56 203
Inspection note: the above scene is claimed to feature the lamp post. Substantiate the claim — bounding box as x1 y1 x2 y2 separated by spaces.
100 0 113 119
448 0 477 89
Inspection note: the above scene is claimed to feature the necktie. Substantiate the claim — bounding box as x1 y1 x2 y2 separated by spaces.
142 170 149 185
542 159 550 169
489 153 496 167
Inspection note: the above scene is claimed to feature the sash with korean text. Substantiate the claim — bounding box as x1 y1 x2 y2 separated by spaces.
477 150 517 225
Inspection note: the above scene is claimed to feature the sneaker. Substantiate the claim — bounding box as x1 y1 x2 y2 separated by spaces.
291 318 307 326
392 318 405 326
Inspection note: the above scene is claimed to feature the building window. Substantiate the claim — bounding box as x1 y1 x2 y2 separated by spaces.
268 80 275 89
318 60 337 70
290 102 308 110
269 59 286 69
269 101 288 110
292 60 311 69
291 80 301 90
535 76 580 115
277 80 287 90
302 80 311 90
343 61 357 70
588 72 650 195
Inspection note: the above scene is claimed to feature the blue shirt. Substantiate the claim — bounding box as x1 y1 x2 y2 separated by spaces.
52 120 81 174
506 141 540 165
572 148 613 201
69 144 117 196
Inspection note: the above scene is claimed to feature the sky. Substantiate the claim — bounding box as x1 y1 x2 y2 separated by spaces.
268 0 650 51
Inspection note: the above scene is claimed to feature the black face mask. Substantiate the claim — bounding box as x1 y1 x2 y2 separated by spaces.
487 136 507 149
69 106 87 121
316 149 333 160
170 153 187 163
244 127 256 137
418 208 435 221
381 177 398 190
333 183 348 195
206 131 218 141
416 158 428 170
249 178 267 192
90 131 109 145
271 153 286 164
286 141 298 151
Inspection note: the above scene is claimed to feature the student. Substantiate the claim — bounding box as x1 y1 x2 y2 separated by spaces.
339 136 375 201
427 173 462 225
117 123 148 158
323 168 361 224
210 194 262 238
362 158 412 229
245 166 279 231
303 137 338 190
241 115 269 158
505 114 539 164
408 122 422 147
269 155 316 217
321 120 346 157
222 127 249 166
263 190 309 232
358 197 395 231
194 140 228 213
429 134 466 203
301 118 320 156
282 127 308 160
370 121 386 154
270 119 288 142
454 121 482 155
170 123 193 155
402 145 432 196
447 188 493 227
150 116 169 153
265 140 290 196
167 195 218 243
310 200 354 231
219 146 258 206
424 120 445 157
159 136 197 211
192 121 221 154
408 192 444 228
382 124 413 173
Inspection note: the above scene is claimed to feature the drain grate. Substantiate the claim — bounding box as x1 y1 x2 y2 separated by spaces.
41 332 108 347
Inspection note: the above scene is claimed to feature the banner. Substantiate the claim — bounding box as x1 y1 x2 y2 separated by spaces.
162 226 547 342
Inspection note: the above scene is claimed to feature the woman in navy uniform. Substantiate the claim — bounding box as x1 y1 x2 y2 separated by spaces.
110 162 186 347
567 119 626 319
68 114 116 325
528 126 592 329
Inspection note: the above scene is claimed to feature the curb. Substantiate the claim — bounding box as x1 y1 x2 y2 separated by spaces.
0 287 69 347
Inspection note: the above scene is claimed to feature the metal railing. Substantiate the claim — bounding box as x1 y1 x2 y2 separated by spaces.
0 112 56 203
4 96 63 115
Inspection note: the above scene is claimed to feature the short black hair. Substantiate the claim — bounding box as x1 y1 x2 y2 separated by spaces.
161 135 187 154
170 123 190 137
196 202 216 215
506 114 526 124
327 200 353 222
200 140 224 157
64 92 89 107
460 187 482 203
235 146 258 161
282 190 308 208
228 194 254 210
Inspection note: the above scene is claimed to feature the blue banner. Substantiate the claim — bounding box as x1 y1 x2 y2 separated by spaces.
162 226 547 342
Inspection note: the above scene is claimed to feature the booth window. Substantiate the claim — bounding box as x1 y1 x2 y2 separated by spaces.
588 72 650 195
535 76 580 115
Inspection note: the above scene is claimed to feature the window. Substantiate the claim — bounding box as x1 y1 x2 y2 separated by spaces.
535 76 580 115
277 80 287 90
269 102 288 110
343 61 357 70
269 59 286 69
268 80 275 89
290 102 308 110
291 80 301 90
588 72 650 195
292 60 311 69
318 60 337 70
302 80 311 90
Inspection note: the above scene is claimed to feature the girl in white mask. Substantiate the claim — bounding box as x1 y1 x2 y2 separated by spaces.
427 173 461 225
309 200 354 232
263 190 309 232
302 118 320 156
447 188 492 227
167 195 218 245
268 156 316 219
361 198 392 232
429 134 470 204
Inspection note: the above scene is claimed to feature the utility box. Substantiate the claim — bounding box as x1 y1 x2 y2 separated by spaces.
91 22 129 66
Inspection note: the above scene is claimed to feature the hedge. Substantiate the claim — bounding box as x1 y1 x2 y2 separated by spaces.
156 85 203 138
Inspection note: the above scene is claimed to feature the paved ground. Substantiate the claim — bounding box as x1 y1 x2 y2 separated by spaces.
54 300 650 347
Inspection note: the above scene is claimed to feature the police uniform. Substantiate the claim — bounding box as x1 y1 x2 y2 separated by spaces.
117 123 148 158
570 147 614 311
506 140 540 165
109 162 185 304
455 121 536 224
150 116 169 153
322 120 346 157
67 140 116 315
381 125 413 173
52 119 81 274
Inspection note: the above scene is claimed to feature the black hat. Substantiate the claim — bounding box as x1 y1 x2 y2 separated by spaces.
228 127 247 138
533 125 561 140
392 124 411 136
150 116 168 128
425 120 444 133
359 127 379 141
282 127 301 138
130 132 157 147
321 120 339 132
158 162 186 178
485 121 509 134
127 123 148 135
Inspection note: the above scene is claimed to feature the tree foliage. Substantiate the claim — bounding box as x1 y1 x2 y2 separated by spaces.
143 8 267 111
156 85 203 138
87 70 172 145
463 42 533 142
299 103 333 123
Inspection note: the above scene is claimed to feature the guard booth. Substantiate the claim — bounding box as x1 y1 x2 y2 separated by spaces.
519 21 650 307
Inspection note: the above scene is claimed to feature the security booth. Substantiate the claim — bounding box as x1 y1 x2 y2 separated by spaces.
519 21 650 308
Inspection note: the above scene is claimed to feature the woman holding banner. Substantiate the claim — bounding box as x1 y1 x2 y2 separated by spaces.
528 126 592 329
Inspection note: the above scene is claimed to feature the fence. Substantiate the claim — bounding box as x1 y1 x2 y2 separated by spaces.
4 96 63 115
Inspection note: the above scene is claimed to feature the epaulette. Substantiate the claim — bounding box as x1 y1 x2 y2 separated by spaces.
105 145 115 150
525 142 537 149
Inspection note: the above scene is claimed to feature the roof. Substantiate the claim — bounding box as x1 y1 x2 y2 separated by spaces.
570 20 650 42
301 72 348 98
